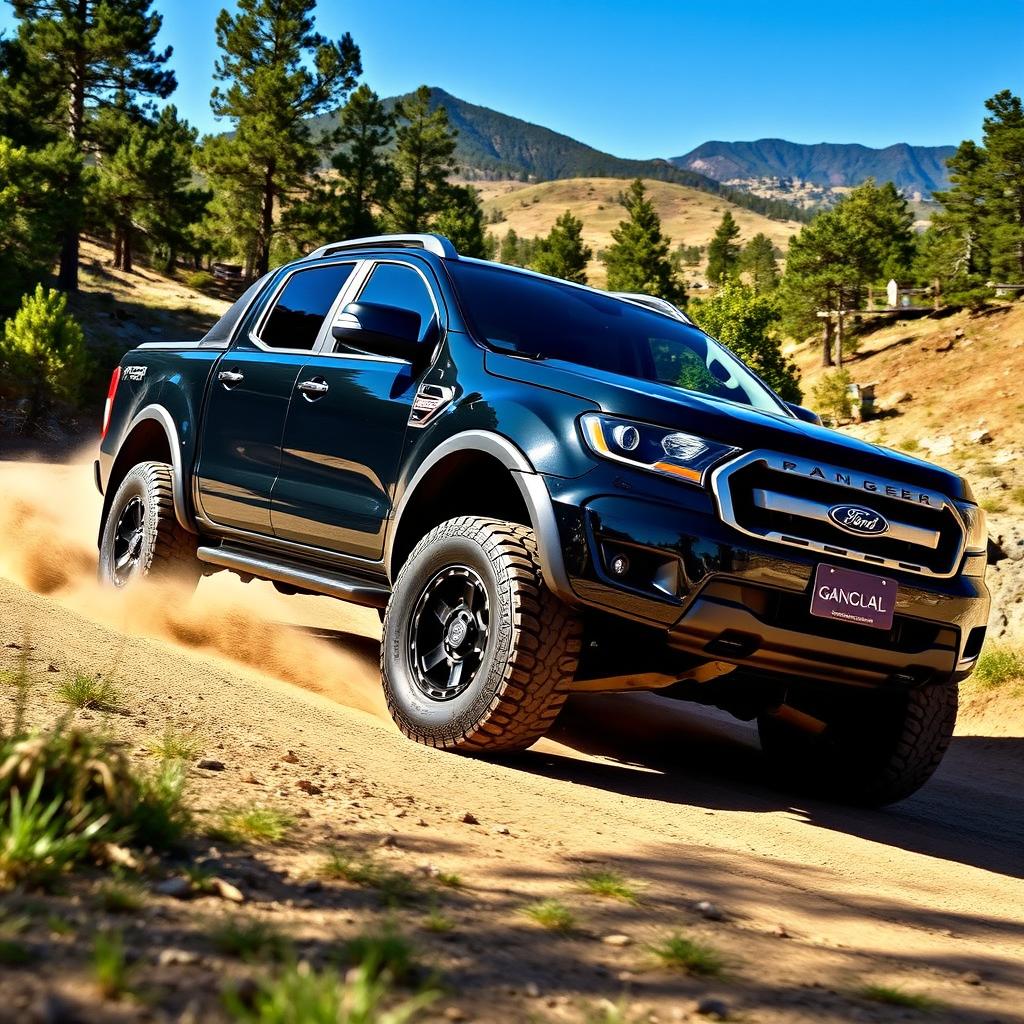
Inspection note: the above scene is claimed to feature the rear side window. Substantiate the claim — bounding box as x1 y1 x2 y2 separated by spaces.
258 263 355 350
357 263 437 341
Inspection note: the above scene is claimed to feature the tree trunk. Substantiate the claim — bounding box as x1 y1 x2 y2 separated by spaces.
57 0 88 292
834 311 845 368
113 230 123 270
122 222 133 273
257 162 276 277
821 317 834 367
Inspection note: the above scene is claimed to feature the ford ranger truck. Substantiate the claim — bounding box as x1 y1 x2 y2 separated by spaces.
94 234 990 805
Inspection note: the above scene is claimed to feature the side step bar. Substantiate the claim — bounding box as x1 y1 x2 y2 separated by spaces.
196 544 390 609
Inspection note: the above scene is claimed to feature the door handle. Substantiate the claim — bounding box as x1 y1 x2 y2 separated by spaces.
217 369 244 387
297 378 329 398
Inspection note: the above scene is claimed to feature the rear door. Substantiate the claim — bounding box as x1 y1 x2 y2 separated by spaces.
195 261 357 534
271 259 443 559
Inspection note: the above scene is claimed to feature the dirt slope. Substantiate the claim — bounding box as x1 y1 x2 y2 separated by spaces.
472 177 801 289
1 456 1022 1023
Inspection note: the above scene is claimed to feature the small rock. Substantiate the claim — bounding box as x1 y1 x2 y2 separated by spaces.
695 997 730 1020
772 924 790 938
696 900 724 921
197 759 225 771
157 948 199 967
443 1009 467 1022
47 663 59 673
302 880 323 894
378 835 399 849
461 811 479 825
210 877 245 903
961 971 983 986
969 428 993 445
242 773 260 785
154 877 192 900
602 933 632 946
282 750 300 764
493 825 511 835
416 818 429 827
296 780 322 795
524 982 541 998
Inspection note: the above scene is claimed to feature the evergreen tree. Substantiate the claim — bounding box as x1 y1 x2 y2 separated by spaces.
706 210 742 285
388 85 457 233
199 0 361 276
693 283 801 402
433 184 488 258
739 233 779 292
9 0 176 290
530 210 591 283
978 90 1024 281
500 228 521 265
929 140 989 281
601 179 684 304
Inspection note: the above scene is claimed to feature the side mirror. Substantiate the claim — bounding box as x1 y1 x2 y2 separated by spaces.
331 301 423 362
787 402 823 426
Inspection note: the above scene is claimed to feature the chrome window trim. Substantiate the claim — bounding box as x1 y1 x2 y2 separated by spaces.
247 260 359 355
710 451 967 579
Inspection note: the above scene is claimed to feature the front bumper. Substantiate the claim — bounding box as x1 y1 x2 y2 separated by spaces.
546 467 990 688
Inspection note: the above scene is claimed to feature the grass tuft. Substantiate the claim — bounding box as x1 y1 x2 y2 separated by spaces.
344 929 419 982
422 905 454 934
322 847 421 905
973 647 1024 690
147 724 202 763
93 930 130 999
859 984 939 1011
212 918 290 961
434 871 462 889
523 899 576 933
649 932 724 976
209 806 292 845
577 869 638 903
57 675 121 712
96 876 145 914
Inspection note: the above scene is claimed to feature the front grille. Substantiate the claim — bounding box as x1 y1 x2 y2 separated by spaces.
712 453 966 578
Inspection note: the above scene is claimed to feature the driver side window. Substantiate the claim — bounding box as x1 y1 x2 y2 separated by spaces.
352 263 437 345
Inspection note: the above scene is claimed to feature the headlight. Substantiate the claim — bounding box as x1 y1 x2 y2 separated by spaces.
956 501 988 554
580 413 738 485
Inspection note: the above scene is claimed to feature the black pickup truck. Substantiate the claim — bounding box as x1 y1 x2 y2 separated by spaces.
95 233 990 804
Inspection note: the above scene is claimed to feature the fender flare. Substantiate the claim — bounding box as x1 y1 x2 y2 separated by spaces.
386 429 575 604
102 404 193 536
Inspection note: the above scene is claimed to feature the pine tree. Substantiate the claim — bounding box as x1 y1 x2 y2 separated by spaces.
433 184 488 258
706 210 742 285
531 210 592 283
601 179 684 304
9 0 176 290
388 86 457 233
978 90 1024 281
739 233 779 293
930 140 989 281
199 0 361 276
500 228 521 265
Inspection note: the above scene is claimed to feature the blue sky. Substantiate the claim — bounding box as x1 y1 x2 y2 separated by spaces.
2 0 1022 156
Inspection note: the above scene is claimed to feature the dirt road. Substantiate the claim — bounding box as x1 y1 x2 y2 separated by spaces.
1 456 1022 1023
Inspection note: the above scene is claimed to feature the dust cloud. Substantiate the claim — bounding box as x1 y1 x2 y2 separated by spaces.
0 453 389 721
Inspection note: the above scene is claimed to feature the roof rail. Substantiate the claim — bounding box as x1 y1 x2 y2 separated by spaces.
307 233 458 261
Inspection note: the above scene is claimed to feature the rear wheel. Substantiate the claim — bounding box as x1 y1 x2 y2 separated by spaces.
757 680 958 805
98 461 200 590
382 516 582 752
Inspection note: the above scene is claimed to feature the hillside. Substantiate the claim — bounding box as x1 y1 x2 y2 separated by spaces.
672 139 956 198
475 177 802 288
308 87 807 222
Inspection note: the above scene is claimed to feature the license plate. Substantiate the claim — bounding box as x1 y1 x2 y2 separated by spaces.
810 564 897 631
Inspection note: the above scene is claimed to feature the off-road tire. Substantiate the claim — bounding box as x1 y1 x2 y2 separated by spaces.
382 516 582 753
98 461 200 589
757 680 958 805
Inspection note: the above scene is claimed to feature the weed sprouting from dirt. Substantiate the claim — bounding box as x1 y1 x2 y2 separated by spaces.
146 724 203 763
57 674 122 712
523 899 576 933
322 848 422 905
212 918 290 961
95 875 145 914
577 869 638 903
209 806 293 845
859 984 939 1011
93 929 130 999
648 932 724 976
434 871 461 889
973 647 1024 690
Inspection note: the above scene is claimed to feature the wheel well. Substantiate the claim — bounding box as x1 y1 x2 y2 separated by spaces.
99 419 174 539
390 451 532 578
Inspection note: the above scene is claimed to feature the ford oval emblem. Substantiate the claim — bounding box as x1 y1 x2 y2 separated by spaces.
827 504 889 536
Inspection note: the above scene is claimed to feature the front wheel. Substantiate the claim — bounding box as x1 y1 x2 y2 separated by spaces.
382 516 582 753
98 461 200 590
757 680 958 805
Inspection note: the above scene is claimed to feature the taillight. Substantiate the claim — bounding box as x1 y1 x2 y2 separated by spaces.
101 367 120 440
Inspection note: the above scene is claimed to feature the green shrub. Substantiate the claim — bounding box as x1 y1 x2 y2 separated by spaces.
209 806 292 845
522 898 576 933
974 647 1024 689
57 674 121 712
183 270 216 292
811 368 854 423
0 284 87 428
648 932 724 976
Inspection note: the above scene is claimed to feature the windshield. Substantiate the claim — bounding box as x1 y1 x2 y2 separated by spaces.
447 261 786 415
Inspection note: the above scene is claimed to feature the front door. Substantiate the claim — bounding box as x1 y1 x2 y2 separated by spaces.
271 259 443 560
195 261 357 534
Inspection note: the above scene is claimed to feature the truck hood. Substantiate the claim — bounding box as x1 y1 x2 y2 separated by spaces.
484 351 972 501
